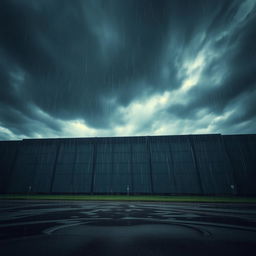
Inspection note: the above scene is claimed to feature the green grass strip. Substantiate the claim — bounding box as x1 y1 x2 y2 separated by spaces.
0 194 256 203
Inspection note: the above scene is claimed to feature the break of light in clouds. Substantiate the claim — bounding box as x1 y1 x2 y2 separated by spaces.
0 0 256 140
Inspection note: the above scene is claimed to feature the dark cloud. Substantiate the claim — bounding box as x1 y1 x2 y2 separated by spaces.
0 0 255 139
168 5 256 122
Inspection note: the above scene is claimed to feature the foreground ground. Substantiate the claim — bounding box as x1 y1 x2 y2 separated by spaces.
0 200 256 256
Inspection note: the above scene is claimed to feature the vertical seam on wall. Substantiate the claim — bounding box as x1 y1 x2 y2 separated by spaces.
221 135 237 195
50 140 61 193
71 140 78 194
130 141 134 194
110 142 114 194
188 136 204 194
31 151 39 193
146 137 154 194
168 141 176 193
90 140 97 194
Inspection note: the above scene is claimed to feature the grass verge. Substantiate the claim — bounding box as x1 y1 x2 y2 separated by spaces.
0 194 256 203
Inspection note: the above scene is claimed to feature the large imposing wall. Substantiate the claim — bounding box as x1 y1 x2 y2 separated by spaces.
0 134 255 195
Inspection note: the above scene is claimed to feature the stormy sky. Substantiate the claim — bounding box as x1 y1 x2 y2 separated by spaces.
0 0 256 140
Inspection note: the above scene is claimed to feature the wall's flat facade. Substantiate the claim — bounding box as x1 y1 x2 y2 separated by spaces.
1 134 255 195
0 141 19 194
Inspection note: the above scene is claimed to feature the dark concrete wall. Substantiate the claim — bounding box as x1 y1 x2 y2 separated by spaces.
1 134 255 195
0 141 19 194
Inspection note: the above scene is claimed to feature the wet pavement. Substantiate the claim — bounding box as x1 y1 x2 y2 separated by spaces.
0 200 256 255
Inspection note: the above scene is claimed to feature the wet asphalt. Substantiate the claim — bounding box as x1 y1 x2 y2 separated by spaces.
0 200 256 256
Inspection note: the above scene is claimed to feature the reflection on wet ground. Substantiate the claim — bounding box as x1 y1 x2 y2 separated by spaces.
0 200 256 255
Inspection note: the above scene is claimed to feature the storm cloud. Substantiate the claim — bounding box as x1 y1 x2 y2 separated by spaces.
0 0 255 140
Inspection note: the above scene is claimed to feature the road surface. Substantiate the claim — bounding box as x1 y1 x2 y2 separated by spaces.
0 200 256 255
